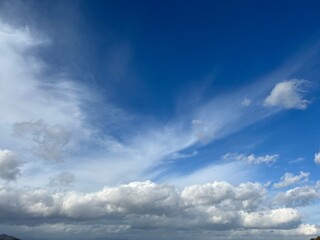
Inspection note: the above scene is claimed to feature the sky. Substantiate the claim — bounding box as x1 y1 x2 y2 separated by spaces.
0 0 320 239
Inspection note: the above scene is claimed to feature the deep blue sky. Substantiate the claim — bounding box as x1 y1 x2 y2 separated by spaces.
15 0 320 116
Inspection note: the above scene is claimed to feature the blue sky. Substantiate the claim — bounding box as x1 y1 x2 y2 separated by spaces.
0 1 320 240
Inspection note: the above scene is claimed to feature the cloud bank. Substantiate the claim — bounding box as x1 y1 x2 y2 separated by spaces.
0 181 310 233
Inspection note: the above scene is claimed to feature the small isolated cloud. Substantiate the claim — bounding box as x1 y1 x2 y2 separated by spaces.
264 79 310 110
223 153 279 165
0 149 23 181
274 171 309 189
241 98 251 107
12 120 71 161
49 172 75 188
314 152 320 164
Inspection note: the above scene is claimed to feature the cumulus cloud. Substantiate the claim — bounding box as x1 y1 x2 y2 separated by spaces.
274 171 310 189
273 185 320 207
264 79 310 110
223 153 279 165
314 152 320 164
0 149 23 181
12 120 71 161
241 208 300 229
0 180 302 231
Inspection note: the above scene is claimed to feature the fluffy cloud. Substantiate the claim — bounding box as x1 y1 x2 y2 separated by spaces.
264 79 310 110
0 180 302 231
223 153 279 165
0 149 23 181
315 152 320 164
273 185 320 207
274 171 310 189
241 208 300 229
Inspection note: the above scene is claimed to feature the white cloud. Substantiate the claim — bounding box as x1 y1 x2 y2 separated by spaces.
181 182 265 209
264 79 310 110
0 149 23 181
223 153 279 165
0 18 304 191
314 152 320 164
0 180 302 231
274 185 320 207
0 20 95 163
225 223 320 239
274 171 310 189
2 179 319 239
294 224 320 236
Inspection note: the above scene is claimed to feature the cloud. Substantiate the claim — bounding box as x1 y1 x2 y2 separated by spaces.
49 172 75 188
0 149 23 181
0 180 302 231
274 171 310 189
181 181 265 210
273 185 320 207
0 20 96 162
0 18 306 190
241 208 300 229
168 150 198 160
264 79 310 110
314 152 320 164
12 120 71 161
224 224 320 239
1 223 319 240
241 98 251 107
223 153 279 165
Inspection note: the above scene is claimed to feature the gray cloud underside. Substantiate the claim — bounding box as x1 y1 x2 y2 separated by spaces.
0 181 304 229
0 149 23 181
1 180 320 240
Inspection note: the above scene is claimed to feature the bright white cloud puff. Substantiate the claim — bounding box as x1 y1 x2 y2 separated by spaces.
264 79 310 110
